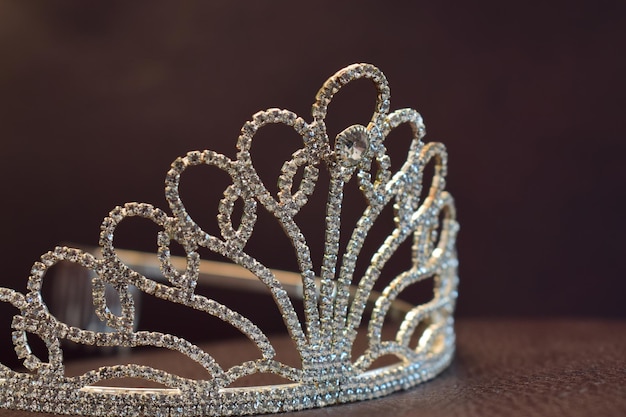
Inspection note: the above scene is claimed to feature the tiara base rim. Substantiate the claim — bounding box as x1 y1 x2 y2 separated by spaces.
0 340 454 416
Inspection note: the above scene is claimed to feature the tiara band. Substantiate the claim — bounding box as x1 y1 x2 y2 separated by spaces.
0 63 459 416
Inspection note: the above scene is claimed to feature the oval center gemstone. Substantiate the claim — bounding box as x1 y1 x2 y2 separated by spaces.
336 125 369 166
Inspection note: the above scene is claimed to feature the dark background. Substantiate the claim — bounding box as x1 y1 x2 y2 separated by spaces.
0 0 625 363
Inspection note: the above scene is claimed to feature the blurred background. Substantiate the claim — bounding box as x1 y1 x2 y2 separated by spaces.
0 1 625 365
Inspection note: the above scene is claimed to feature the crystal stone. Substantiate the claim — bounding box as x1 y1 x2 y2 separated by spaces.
336 126 369 165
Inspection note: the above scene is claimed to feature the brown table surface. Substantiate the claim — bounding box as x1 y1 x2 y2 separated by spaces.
1 319 625 417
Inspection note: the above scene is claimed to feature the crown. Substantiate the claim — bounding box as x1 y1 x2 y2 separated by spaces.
0 63 459 416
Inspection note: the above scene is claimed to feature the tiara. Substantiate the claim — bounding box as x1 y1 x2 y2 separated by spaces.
0 63 459 416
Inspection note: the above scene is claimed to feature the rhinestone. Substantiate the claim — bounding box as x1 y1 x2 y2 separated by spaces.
0 63 458 417
335 125 369 166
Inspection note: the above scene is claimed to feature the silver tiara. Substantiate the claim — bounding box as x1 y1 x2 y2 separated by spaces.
0 63 459 416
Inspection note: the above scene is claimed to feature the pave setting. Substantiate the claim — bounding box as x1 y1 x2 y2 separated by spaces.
0 63 459 416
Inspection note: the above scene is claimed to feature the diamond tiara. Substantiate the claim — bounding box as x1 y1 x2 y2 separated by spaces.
0 63 459 416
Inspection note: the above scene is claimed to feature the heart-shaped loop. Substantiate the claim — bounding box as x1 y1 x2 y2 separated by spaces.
217 184 258 249
1 286 62 374
99 202 200 307
312 63 391 127
406 141 448 218
277 149 319 213
165 149 237 246
156 230 200 296
414 191 458 270
376 108 431 226
91 277 136 332
11 247 102 373
11 326 62 375
233 108 321 217
354 123 394 208
236 109 307 153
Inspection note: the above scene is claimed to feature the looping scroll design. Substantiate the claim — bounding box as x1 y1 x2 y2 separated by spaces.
164 143 310 352
0 63 458 416
312 63 390 125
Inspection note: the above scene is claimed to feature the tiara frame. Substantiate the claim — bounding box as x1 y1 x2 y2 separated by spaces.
0 63 459 416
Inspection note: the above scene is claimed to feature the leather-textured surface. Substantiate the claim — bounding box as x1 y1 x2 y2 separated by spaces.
1 319 625 417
